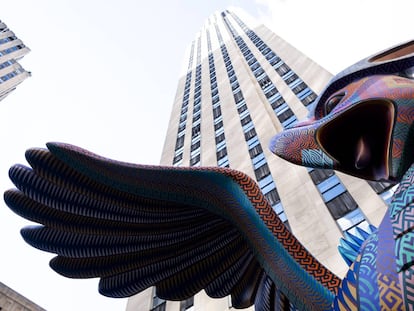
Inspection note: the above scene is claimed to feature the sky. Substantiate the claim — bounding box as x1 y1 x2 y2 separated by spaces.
0 0 413 310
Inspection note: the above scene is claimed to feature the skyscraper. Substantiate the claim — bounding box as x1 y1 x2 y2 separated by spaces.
0 20 30 102
126 8 392 311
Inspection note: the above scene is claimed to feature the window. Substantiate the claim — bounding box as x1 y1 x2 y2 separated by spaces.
173 153 183 164
271 96 285 110
322 183 346 202
249 143 263 158
213 106 221 118
180 297 194 311
284 73 298 84
231 81 240 90
301 93 318 106
192 124 200 136
244 128 256 140
237 103 247 114
217 147 227 160
191 140 200 151
336 208 365 232
309 168 334 185
269 55 281 66
259 76 272 89
175 136 185 149
241 115 251 126
265 188 280 206
252 153 266 168
367 180 395 194
265 87 278 99
212 94 220 104
253 67 264 77
258 174 273 191
215 132 225 143
255 163 270 181
326 192 358 220
277 108 294 123
292 82 307 94
190 153 200 166
275 63 289 75
234 90 243 103
151 290 166 311
214 120 223 130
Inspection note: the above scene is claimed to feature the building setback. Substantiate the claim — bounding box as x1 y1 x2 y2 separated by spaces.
0 20 30 102
126 8 393 311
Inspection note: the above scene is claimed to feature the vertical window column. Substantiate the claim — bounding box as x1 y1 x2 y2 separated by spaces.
189 36 202 167
215 22 288 224
206 29 229 167
173 42 195 166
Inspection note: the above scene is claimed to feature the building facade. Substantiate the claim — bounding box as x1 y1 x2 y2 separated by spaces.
0 20 30 102
0 18 38 311
126 8 393 311
0 282 46 311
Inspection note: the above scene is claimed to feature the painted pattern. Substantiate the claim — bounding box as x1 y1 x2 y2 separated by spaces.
5 143 338 311
271 75 414 182
5 40 414 310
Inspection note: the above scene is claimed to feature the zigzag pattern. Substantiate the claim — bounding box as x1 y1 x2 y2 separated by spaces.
220 168 341 294
5 143 341 311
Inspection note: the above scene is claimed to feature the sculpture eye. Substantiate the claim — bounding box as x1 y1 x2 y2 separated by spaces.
324 94 345 115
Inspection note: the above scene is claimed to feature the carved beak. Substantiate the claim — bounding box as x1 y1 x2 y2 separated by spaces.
269 74 414 182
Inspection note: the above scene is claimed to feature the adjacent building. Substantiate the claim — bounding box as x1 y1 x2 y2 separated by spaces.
0 20 30 102
0 282 45 311
0 18 39 311
126 8 394 311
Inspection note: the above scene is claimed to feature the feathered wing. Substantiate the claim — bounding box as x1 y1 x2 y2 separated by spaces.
4 142 340 310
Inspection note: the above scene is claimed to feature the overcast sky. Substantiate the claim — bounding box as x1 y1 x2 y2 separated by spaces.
1 1 413 310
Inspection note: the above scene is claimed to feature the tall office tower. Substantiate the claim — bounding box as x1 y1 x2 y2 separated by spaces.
126 8 393 311
0 20 30 102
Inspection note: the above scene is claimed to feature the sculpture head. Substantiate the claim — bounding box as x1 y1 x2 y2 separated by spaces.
270 70 414 183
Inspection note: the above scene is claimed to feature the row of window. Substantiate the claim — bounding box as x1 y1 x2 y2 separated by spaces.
0 35 17 45
232 9 397 199
216 20 288 223
0 59 14 70
207 29 230 167
229 11 317 107
189 37 203 167
0 68 24 83
223 14 298 130
0 44 24 57
173 43 195 166
225 11 369 236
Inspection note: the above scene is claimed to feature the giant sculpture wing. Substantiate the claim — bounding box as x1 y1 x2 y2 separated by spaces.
4 142 340 310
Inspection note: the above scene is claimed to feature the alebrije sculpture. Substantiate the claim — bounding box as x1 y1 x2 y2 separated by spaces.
4 40 414 310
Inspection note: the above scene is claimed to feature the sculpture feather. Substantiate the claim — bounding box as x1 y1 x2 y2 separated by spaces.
4 142 339 310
